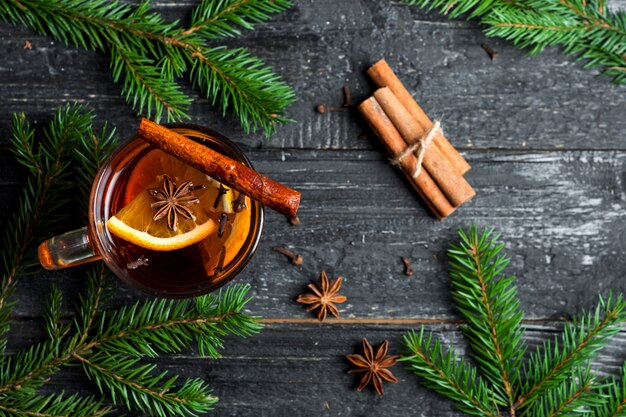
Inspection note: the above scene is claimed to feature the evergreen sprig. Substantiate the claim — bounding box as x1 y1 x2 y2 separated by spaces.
518 292 626 410
0 104 94 358
189 0 293 40
525 367 602 417
402 328 501 417
448 228 525 408
401 227 626 417
402 0 626 84
0 0 296 136
0 393 107 417
593 363 626 416
0 106 263 416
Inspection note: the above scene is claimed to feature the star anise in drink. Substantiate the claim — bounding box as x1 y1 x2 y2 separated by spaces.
296 271 346 321
346 338 398 396
149 175 201 232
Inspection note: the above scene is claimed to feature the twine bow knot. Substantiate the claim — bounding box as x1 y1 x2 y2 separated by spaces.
390 121 441 178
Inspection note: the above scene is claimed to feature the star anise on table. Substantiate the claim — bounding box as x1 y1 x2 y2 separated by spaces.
296 271 346 321
346 338 399 396
149 174 201 232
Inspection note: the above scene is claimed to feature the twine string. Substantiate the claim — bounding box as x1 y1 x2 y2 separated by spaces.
390 121 441 178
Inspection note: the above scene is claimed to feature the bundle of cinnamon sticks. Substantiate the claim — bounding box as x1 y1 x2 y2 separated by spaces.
358 59 475 220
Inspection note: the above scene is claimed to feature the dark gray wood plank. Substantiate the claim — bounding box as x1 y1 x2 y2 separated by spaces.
7 321 626 417
0 0 624 150
3 148 626 320
1 1 625 415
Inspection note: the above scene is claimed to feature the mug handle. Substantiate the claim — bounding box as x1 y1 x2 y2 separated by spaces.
38 227 102 270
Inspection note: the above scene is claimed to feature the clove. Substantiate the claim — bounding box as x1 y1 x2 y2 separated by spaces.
401 256 414 276
317 85 354 113
213 183 229 208
481 43 499 61
217 213 228 238
232 192 247 212
273 246 303 265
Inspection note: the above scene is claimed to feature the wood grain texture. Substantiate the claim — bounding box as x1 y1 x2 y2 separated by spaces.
0 0 624 150
3 148 625 321
8 320 626 417
1 1 626 416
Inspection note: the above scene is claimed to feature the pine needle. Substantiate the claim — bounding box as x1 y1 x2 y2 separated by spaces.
401 327 501 417
517 292 626 409
448 226 526 407
592 363 626 417
403 0 626 84
0 0 296 135
189 0 293 39
401 227 626 416
0 104 94 357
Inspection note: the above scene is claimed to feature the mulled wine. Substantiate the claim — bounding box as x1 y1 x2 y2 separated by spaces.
89 126 264 297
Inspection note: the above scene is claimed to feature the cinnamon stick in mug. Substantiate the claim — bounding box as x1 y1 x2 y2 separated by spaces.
367 59 471 175
138 118 301 218
373 88 475 207
358 97 455 219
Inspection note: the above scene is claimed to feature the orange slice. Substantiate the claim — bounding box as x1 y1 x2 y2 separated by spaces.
223 195 252 264
197 193 252 271
124 149 212 205
124 148 237 214
107 179 216 251
110 146 251 255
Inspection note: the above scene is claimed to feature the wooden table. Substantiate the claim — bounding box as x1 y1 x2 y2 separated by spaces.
1 1 626 415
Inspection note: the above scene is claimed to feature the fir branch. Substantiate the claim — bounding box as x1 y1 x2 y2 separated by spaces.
402 228 626 417
402 0 505 19
76 352 217 417
0 284 260 414
0 0 295 135
74 265 108 342
88 285 262 358
593 363 626 417
189 45 295 137
0 339 66 396
193 284 261 356
401 327 500 417
523 366 601 417
90 298 197 358
10 114 41 177
448 226 526 408
0 393 108 417
0 0 169 51
43 285 69 342
517 292 626 409
403 0 626 84
71 123 118 218
188 0 293 39
0 105 94 356
109 44 192 122
2 104 94 276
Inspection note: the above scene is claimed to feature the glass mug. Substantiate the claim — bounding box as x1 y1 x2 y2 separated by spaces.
38 124 264 298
